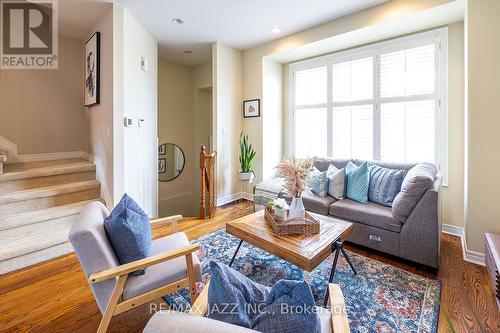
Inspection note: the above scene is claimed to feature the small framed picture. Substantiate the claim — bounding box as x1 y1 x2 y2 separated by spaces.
158 158 166 173
243 99 260 118
84 32 100 106
158 144 166 155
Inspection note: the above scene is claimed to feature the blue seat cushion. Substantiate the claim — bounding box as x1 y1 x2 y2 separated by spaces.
207 261 320 333
345 161 370 204
104 194 151 276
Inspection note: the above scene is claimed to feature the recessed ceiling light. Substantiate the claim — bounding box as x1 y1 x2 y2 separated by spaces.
271 26 281 34
172 18 184 24
184 50 192 54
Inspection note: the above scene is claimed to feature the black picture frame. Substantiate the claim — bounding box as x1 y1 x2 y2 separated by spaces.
158 143 166 155
84 32 100 106
158 158 166 174
243 99 260 118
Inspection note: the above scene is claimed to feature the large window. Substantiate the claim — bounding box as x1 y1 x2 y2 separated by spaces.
289 28 447 181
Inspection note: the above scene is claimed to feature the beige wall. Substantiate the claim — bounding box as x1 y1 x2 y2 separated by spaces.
0 36 87 155
465 0 500 252
158 60 194 216
213 43 243 203
85 5 115 208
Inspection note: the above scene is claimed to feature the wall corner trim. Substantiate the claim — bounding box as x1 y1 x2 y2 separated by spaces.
442 223 485 266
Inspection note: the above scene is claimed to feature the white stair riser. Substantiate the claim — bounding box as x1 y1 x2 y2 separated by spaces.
0 242 73 275
0 214 77 238
0 188 100 217
0 171 96 194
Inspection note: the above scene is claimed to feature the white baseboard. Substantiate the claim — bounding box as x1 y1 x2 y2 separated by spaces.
442 223 485 266
86 153 112 210
216 192 254 207
15 151 88 163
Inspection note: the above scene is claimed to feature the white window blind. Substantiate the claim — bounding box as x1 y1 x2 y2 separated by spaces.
289 28 447 183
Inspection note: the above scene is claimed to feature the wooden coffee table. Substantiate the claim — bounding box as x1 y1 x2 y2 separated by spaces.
226 210 356 306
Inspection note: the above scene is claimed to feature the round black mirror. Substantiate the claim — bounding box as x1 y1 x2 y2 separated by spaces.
158 143 185 182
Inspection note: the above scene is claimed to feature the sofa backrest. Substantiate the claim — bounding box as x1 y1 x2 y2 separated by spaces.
313 158 418 173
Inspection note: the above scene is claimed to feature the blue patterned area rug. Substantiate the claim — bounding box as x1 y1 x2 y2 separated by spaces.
164 228 440 333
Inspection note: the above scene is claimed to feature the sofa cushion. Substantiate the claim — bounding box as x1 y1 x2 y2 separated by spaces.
104 193 151 276
302 189 337 215
329 199 402 233
345 161 369 204
326 165 345 200
308 167 328 197
392 163 437 223
368 164 406 207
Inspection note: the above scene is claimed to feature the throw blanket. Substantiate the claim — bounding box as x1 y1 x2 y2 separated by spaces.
253 178 284 211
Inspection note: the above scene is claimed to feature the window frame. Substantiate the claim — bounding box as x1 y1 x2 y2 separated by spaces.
288 27 448 185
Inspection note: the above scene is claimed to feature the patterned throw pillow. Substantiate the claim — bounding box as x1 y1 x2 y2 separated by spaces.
368 164 406 207
345 161 370 204
326 164 345 199
308 167 328 197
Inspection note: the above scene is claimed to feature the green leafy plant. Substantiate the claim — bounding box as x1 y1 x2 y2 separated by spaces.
239 132 256 173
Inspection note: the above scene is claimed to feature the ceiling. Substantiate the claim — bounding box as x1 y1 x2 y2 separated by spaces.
58 0 112 40
118 0 388 66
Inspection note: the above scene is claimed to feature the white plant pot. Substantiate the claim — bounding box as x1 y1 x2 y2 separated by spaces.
239 172 253 181
289 196 305 219
274 208 288 220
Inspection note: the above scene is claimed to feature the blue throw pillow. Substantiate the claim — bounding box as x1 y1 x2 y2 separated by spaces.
207 261 320 333
104 194 151 276
308 167 328 197
345 161 370 204
368 164 406 207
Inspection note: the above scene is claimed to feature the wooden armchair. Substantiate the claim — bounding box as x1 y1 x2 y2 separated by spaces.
144 279 350 333
69 202 202 333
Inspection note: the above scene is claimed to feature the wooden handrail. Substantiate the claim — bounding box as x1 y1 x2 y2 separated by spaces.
199 145 216 219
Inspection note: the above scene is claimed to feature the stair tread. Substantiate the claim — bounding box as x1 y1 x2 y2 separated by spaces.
0 199 103 231
0 159 94 182
0 180 100 204
0 225 72 261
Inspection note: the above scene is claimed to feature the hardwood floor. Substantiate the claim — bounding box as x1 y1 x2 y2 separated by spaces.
0 201 498 332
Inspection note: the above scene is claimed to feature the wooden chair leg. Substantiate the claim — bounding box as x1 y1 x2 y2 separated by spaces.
185 253 198 304
97 275 128 333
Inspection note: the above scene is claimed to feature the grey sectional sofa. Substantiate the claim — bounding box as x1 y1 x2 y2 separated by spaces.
254 158 441 269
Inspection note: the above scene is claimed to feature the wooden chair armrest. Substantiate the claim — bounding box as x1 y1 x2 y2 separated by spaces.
89 243 199 283
150 215 182 232
189 278 210 316
329 283 350 333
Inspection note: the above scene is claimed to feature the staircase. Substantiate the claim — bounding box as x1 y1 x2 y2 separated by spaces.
0 158 104 274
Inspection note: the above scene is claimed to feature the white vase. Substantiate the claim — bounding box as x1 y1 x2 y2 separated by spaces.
288 196 305 219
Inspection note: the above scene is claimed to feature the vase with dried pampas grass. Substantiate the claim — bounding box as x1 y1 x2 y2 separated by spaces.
275 157 312 218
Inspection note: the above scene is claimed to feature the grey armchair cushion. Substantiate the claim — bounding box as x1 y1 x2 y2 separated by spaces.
104 194 151 276
392 163 437 223
329 199 402 233
123 232 202 300
68 201 119 314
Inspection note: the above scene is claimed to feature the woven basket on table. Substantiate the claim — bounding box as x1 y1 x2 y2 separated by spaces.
264 206 320 236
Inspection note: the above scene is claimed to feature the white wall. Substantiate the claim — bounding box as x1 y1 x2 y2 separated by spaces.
121 8 158 216
465 0 500 253
213 43 242 204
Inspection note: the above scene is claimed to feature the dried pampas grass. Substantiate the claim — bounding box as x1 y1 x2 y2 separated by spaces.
275 157 312 198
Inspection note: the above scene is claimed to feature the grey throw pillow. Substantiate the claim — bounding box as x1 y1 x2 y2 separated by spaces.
308 167 328 197
392 163 437 223
326 164 345 199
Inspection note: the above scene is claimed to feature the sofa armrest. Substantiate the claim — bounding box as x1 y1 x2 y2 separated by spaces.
400 188 440 268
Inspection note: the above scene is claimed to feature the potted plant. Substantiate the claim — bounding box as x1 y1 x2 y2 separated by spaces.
238 132 256 181
268 198 289 220
275 157 312 218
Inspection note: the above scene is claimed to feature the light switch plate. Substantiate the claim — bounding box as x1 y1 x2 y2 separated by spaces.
124 117 133 127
